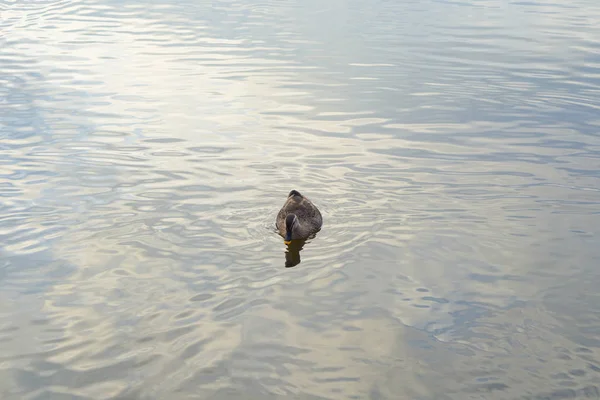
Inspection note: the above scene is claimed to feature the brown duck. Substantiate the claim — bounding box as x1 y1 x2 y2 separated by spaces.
276 190 323 244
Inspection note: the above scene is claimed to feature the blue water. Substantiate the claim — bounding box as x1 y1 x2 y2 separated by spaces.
1 0 600 398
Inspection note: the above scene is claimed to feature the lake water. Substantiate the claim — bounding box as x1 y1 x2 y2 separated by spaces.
2 0 600 398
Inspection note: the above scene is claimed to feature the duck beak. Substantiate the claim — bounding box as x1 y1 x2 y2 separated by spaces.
284 232 292 245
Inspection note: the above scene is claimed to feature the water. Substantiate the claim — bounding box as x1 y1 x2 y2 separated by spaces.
1 0 600 398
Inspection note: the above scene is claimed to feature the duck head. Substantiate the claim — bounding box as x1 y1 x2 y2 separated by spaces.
284 213 298 244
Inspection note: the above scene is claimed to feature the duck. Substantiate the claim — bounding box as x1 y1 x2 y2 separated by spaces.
276 190 323 244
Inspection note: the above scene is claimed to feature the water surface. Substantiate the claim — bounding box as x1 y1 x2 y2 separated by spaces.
2 0 600 398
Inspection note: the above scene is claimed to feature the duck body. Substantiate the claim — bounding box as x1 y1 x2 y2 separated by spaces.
276 190 322 243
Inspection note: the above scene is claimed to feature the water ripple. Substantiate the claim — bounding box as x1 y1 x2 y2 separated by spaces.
1 0 600 398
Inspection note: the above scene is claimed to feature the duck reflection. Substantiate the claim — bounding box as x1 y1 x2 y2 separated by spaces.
284 232 318 268
284 238 306 268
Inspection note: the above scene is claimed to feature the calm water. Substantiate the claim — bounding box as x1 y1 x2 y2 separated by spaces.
2 0 600 398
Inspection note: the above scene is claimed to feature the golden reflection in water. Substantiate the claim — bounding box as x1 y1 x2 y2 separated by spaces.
284 238 307 268
282 231 320 268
